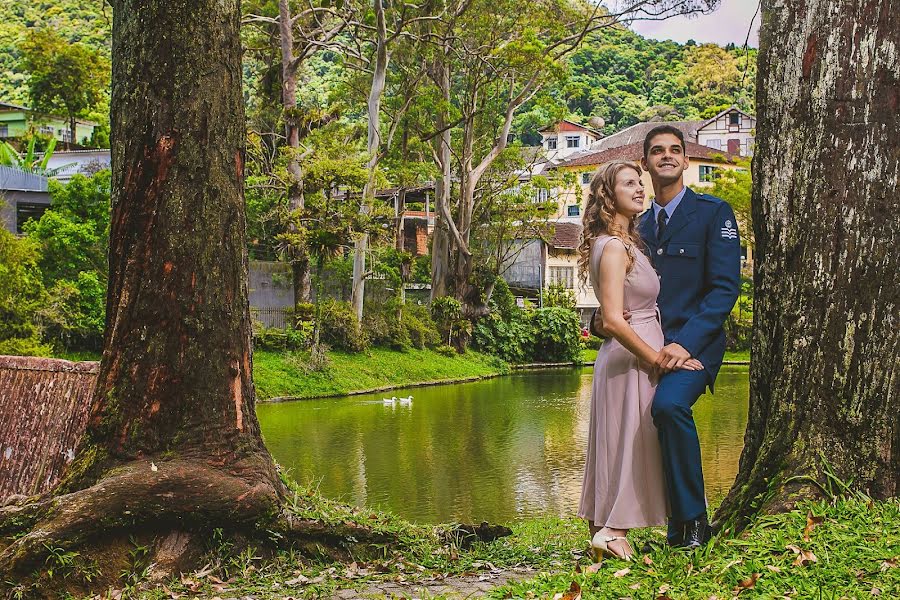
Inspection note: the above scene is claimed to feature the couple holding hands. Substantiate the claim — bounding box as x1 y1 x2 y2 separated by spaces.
577 125 741 560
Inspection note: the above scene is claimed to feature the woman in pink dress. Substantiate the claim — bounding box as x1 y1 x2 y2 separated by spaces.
577 160 702 561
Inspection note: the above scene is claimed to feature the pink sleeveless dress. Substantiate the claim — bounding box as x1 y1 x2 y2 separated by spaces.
578 235 669 528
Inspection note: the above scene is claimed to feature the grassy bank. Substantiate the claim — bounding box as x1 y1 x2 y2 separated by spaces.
253 347 509 400
117 489 898 599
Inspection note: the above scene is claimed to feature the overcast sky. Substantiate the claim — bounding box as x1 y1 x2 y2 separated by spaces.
628 0 761 47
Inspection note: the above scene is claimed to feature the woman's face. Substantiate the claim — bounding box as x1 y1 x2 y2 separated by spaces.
611 168 645 218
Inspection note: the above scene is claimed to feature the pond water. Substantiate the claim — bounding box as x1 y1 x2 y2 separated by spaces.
257 366 749 525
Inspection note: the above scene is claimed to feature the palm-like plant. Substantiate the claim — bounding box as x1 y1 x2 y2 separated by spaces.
0 137 76 177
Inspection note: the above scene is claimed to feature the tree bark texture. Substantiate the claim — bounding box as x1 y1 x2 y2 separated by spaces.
0 357 98 499
1 0 284 578
715 0 900 530
279 0 312 305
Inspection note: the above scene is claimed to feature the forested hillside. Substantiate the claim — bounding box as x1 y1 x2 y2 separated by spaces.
0 0 755 133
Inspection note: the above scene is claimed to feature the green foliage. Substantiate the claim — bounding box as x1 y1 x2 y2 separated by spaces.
319 299 368 352
0 228 49 355
472 311 535 364
19 28 110 142
0 137 73 176
430 296 464 347
253 323 312 352
560 29 755 133
363 301 410 351
540 283 576 310
401 304 441 350
23 170 110 351
531 307 582 363
700 159 753 248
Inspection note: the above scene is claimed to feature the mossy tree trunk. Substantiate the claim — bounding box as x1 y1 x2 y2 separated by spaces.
715 0 899 530
0 0 347 586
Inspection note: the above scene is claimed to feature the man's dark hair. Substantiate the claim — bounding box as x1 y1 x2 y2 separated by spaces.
643 125 686 158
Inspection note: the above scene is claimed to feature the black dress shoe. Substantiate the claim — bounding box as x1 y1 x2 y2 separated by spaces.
667 518 685 547
680 514 712 549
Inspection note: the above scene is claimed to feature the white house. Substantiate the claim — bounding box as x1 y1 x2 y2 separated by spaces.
538 120 603 162
696 107 756 157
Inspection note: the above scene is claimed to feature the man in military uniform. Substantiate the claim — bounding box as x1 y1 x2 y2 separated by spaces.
592 125 741 549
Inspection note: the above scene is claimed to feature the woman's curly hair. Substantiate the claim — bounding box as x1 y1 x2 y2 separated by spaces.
578 160 645 286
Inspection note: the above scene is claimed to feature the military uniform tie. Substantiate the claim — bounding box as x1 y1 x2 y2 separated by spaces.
657 208 669 239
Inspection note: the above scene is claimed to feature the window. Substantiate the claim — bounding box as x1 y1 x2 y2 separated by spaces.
16 202 49 234
705 138 722 150
745 137 755 155
565 135 580 149
699 165 721 182
729 112 740 126
39 125 54 136
581 172 591 184
546 136 558 150
0 124 8 137
548 266 575 289
567 205 580 217
533 188 550 203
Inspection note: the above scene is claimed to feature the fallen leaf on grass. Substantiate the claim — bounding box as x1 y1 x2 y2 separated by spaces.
614 568 631 577
765 565 781 573
720 558 742 574
880 558 898 572
552 580 582 600
786 544 818 566
803 511 824 542
643 555 654 566
658 584 671 594
870 587 882 596
736 573 761 590
629 582 641 590
284 574 309 586
584 562 603 574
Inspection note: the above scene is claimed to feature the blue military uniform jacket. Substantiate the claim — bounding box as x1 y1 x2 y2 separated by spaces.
639 187 741 388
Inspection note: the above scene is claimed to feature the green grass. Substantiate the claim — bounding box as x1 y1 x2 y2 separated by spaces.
253 347 509 400
130 492 899 599
46 347 509 401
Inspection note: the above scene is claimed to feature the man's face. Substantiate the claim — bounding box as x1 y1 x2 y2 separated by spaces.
642 133 689 184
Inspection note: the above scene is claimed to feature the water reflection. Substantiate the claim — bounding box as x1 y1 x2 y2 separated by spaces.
257 366 749 524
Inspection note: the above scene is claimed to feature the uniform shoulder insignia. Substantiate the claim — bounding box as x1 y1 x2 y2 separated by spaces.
696 193 723 204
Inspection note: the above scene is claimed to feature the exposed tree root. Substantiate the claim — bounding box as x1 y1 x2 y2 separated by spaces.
0 456 399 594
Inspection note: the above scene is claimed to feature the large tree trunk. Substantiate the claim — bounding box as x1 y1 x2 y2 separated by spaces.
714 0 899 531
0 0 285 581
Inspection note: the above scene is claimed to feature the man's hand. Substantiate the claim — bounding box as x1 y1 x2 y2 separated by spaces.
591 308 632 338
654 342 692 372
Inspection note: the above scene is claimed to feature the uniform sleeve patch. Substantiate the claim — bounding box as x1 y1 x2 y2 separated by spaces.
721 222 738 239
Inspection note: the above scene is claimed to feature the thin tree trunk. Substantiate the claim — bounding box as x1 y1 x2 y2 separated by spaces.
279 0 312 304
714 0 900 531
429 55 454 302
350 0 389 322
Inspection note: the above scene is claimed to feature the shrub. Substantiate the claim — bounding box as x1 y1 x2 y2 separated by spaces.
531 307 582 363
253 322 311 351
472 311 534 364
38 271 106 351
540 283 576 310
0 337 53 357
319 299 368 352
434 344 457 357
363 305 410 351
401 303 440 349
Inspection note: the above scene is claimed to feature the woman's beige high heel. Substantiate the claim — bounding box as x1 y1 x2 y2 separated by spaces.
591 531 634 562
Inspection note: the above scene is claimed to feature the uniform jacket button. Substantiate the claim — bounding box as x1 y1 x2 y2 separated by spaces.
657 248 663 255
679 248 685 254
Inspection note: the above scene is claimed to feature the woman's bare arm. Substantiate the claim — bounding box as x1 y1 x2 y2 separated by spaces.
596 240 660 366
